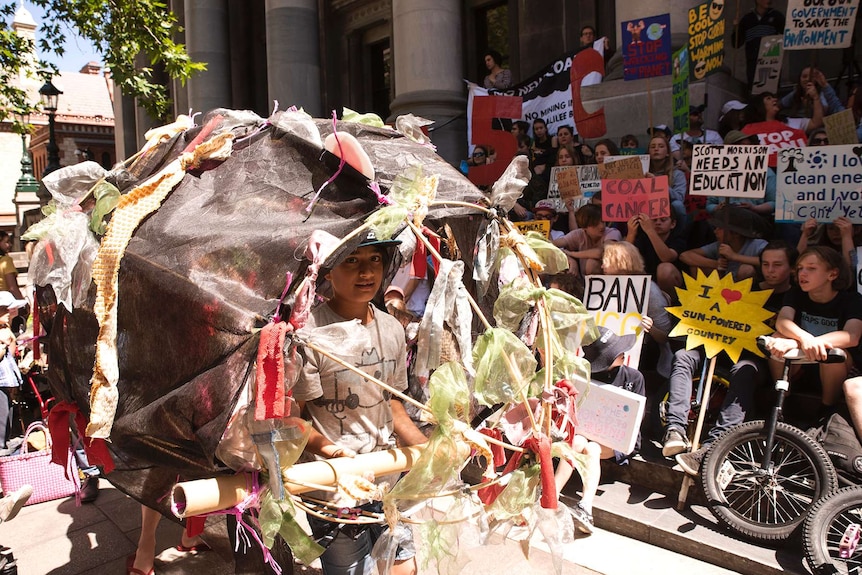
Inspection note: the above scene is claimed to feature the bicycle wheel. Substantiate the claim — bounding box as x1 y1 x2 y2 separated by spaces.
803 486 862 575
701 420 838 543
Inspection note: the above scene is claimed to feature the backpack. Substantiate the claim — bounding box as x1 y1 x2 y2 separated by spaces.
813 413 862 483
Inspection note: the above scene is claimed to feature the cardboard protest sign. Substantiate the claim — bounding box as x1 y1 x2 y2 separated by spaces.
784 0 860 50
775 145 862 223
689 143 769 198
601 176 670 222
751 35 783 95
621 13 672 80
513 219 551 239
824 109 859 145
604 154 650 175
688 0 726 81
571 377 646 454
672 46 690 133
742 120 808 167
598 155 645 180
577 164 601 196
551 166 582 201
583 274 651 370
667 270 774 363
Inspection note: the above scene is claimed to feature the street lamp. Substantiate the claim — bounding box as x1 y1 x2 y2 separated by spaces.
38 79 62 206
12 110 39 244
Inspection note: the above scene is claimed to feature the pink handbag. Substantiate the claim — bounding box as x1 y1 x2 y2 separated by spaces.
0 421 79 505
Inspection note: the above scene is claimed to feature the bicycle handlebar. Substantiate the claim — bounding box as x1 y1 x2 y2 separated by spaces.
756 335 847 364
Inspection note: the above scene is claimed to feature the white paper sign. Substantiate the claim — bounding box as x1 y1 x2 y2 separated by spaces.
582 274 651 370
784 0 860 50
690 144 769 198
572 377 646 454
775 145 862 223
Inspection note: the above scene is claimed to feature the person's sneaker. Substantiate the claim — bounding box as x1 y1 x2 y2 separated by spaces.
568 502 594 535
662 427 690 457
0 485 32 522
676 446 707 476
80 476 100 504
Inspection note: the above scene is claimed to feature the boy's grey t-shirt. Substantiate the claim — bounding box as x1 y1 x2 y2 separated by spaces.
298 303 408 458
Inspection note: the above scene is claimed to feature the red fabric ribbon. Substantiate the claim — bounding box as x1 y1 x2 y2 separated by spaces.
478 427 505 468
477 448 523 506
410 227 441 280
47 401 115 475
254 321 291 420
525 434 556 510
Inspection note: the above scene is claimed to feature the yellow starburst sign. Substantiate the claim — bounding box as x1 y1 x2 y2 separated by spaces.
667 269 774 363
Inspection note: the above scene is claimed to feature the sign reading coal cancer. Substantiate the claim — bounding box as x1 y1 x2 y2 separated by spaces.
688 0 726 81
621 13 672 80
689 144 769 198
583 274 651 370
601 175 670 221
668 270 774 362
784 0 860 50
775 145 862 223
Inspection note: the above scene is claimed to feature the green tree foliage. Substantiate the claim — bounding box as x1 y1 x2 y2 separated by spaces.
0 0 205 124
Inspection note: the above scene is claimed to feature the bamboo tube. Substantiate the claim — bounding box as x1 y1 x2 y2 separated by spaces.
171 474 252 519
282 445 425 495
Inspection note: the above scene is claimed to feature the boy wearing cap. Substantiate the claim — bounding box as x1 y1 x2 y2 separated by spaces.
669 105 722 158
533 199 565 241
295 232 426 575
0 292 26 450
680 206 768 280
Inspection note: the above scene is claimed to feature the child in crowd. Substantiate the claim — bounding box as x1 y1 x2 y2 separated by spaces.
671 241 797 472
680 205 768 280
765 246 862 415
797 216 862 282
0 292 26 452
645 134 687 224
553 203 621 278
295 231 427 575
554 326 645 534
533 199 565 241
625 211 684 296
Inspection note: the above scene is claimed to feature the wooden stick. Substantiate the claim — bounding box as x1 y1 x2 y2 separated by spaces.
677 354 717 510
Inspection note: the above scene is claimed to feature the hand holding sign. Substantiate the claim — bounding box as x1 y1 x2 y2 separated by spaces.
667 269 774 362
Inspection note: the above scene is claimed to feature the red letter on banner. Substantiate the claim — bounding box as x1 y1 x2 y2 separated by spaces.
469 95 523 187
571 49 606 139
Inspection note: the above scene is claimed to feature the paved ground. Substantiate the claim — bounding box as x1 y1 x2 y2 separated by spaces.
0 480 746 575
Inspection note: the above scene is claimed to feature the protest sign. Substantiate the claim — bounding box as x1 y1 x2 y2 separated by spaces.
571 378 645 454
784 0 859 50
824 109 859 145
688 0 726 81
775 145 862 223
621 13 672 80
583 274 651 370
577 164 601 196
751 35 783 95
672 46 690 133
667 270 774 363
601 176 670 221
598 155 645 180
551 166 582 201
742 120 808 167
689 144 769 198
513 219 551 239
603 154 649 176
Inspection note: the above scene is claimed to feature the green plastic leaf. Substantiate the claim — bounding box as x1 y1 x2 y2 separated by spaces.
365 206 410 241
426 362 471 428
487 465 540 521
258 490 324 565
472 327 537 406
342 107 386 128
524 231 568 274
89 180 121 235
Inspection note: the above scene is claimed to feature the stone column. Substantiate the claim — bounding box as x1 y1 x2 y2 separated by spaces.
185 0 232 114
265 0 322 117
390 0 465 166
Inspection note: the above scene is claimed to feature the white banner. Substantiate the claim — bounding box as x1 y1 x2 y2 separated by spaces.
690 144 769 198
775 145 862 223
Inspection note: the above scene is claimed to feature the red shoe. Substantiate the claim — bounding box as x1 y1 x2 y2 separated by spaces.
126 553 154 575
175 542 211 553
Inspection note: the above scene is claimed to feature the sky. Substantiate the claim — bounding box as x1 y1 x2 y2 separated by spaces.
14 2 102 73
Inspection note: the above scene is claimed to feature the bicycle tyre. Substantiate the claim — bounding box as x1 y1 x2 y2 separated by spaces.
803 485 862 575
701 420 838 543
